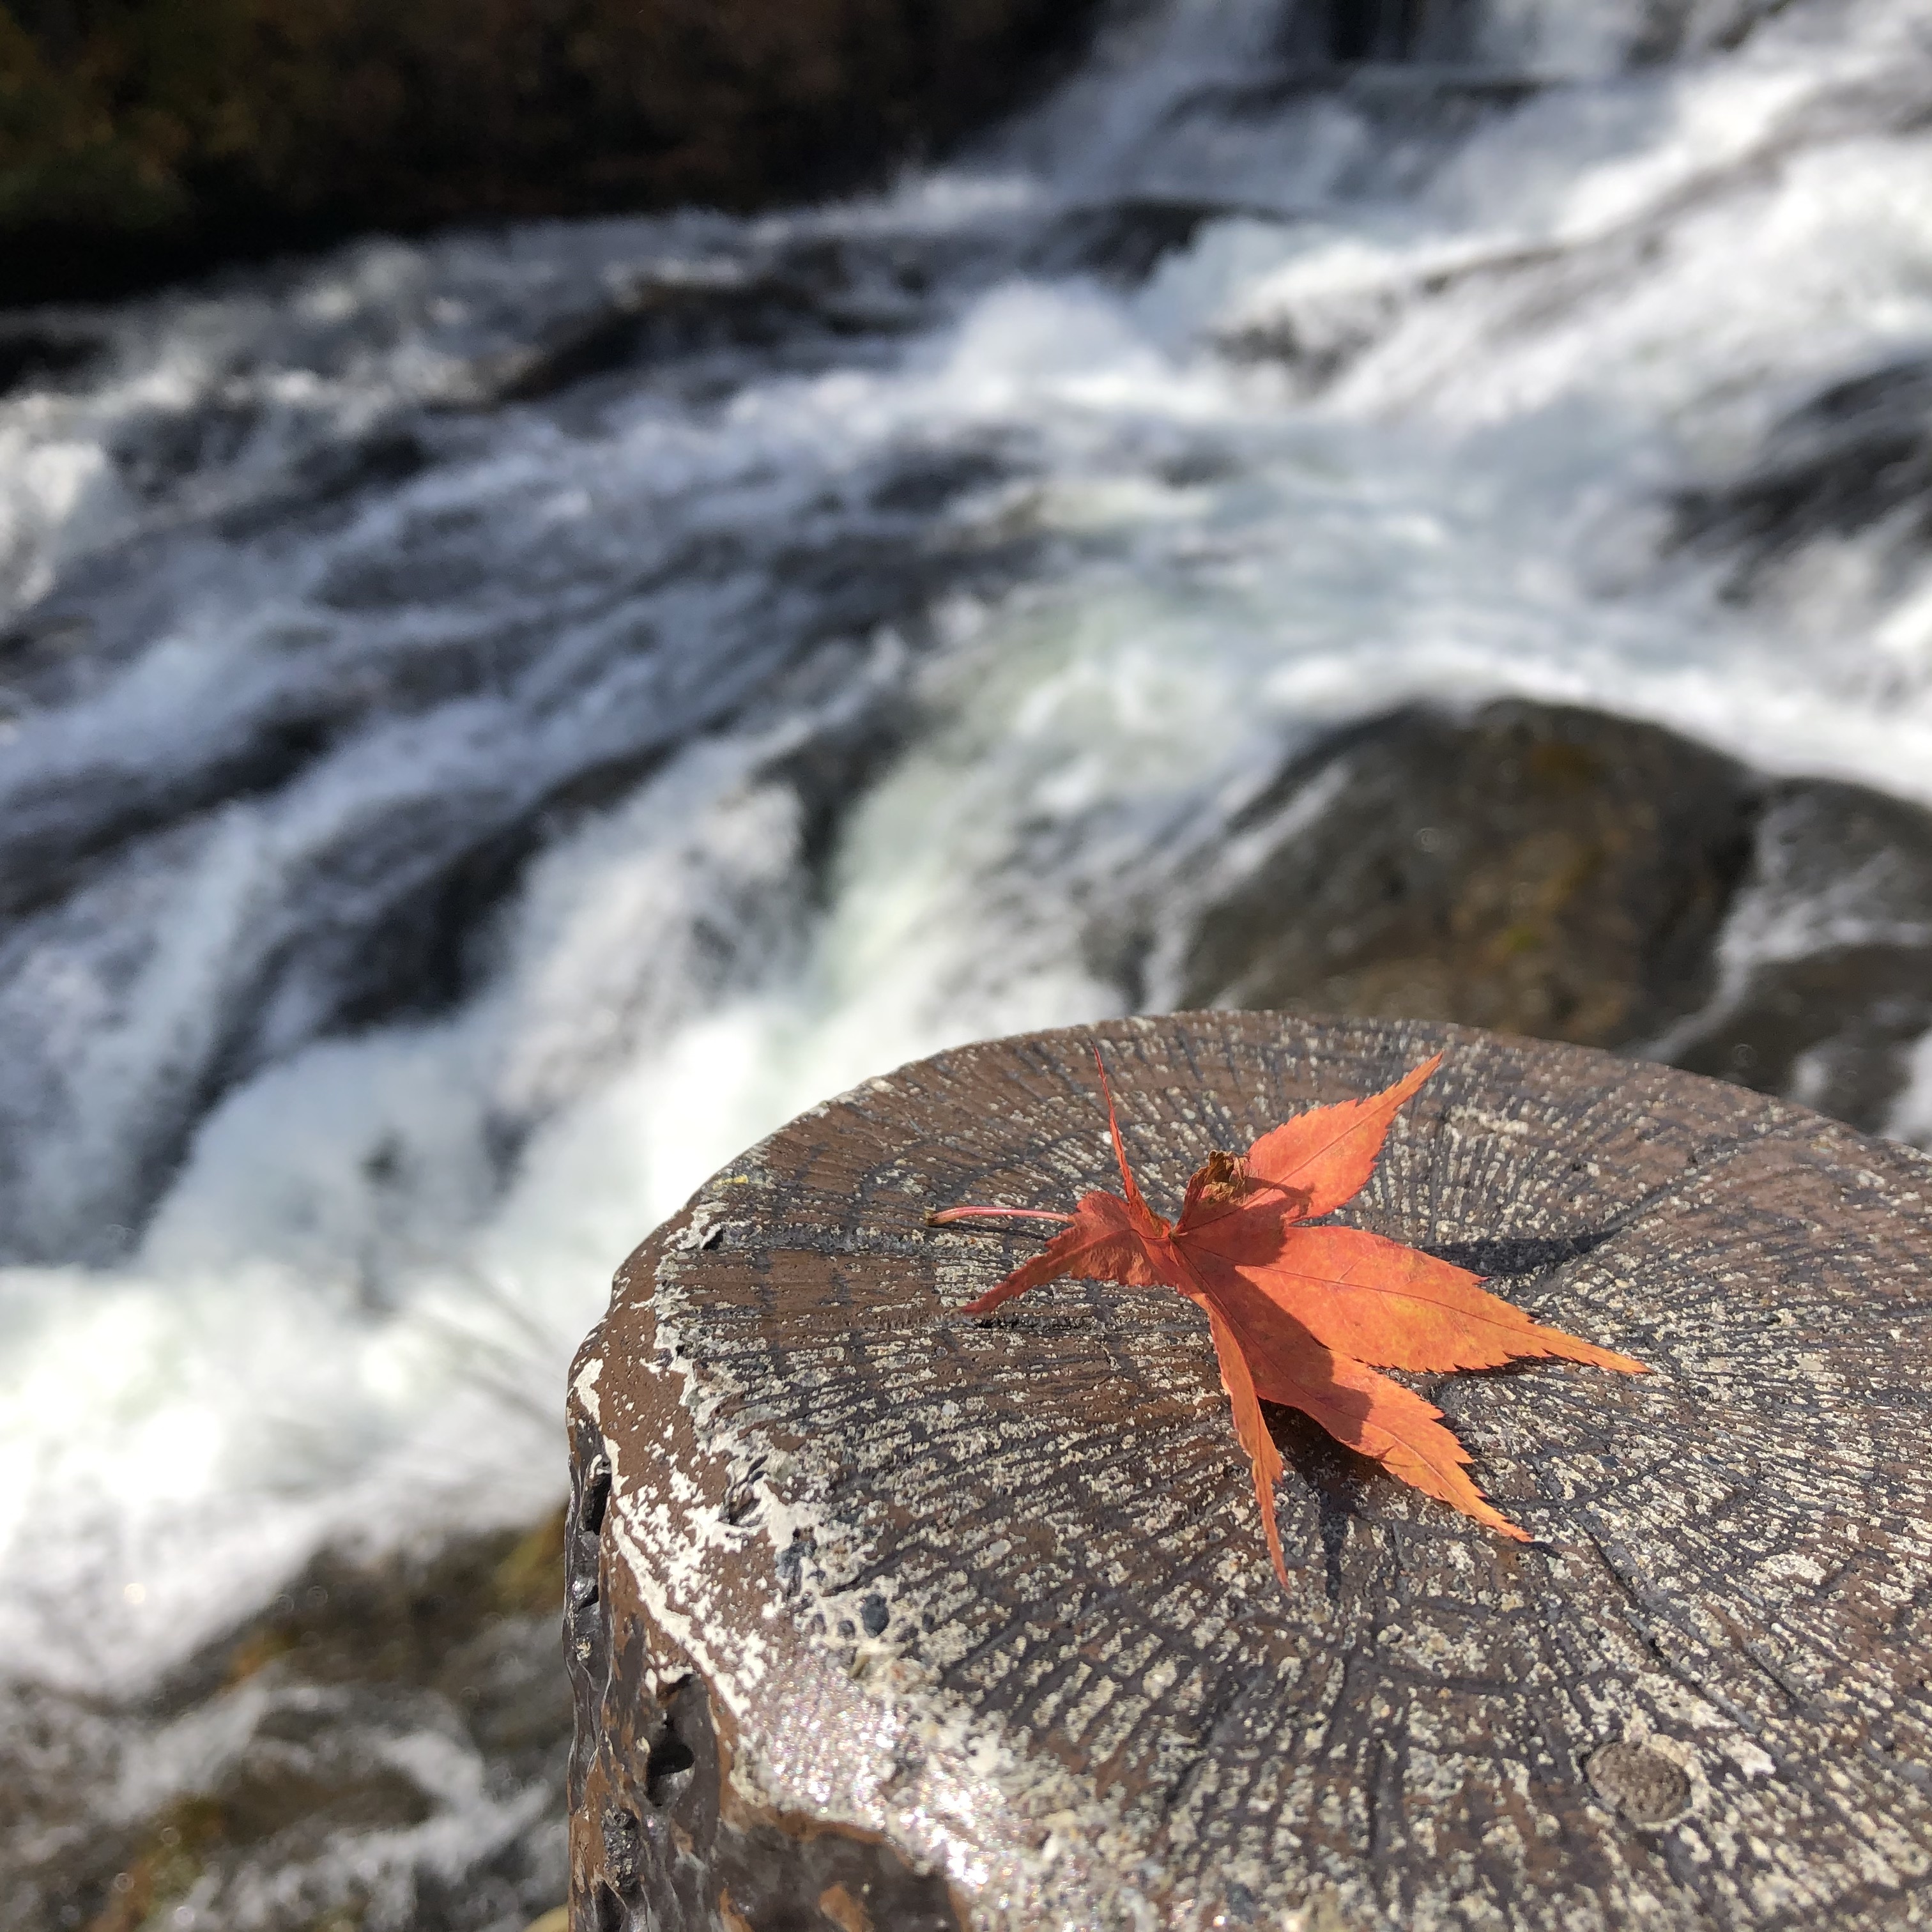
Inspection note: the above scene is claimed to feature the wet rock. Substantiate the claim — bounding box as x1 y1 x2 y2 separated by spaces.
475 273 825 407
1213 223 1575 390
468 240 939 408
1673 356 1932 598
1025 198 1290 284
1161 700 1756 1049
0 1516 572 1932
1151 698 1932 1140
1659 778 1932 1130
0 323 106 397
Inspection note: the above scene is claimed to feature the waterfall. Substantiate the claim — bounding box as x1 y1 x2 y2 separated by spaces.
1 0 1928 1724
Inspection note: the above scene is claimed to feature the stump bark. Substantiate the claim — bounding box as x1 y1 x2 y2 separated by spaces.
564 1013 1932 1932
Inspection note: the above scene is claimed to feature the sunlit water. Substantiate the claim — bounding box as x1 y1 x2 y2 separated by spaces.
4 0 1932 1699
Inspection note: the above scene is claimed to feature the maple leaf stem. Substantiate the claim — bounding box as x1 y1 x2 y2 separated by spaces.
925 1205 1076 1227
1091 1041 1154 1218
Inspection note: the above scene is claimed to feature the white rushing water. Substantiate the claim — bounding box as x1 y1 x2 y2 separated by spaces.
4 0 1932 1697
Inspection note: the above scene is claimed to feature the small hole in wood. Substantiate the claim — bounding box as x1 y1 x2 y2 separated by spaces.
645 1733 697 1808
601 1804 643 1890
579 1454 611 1534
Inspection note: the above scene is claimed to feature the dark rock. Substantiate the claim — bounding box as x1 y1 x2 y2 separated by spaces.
0 1516 572 1932
0 699 353 926
1322 0 1480 63
0 323 105 397
0 0 1105 308
480 274 820 406
1162 700 1756 1050
1307 0 1783 77
0 608 95 704
470 241 937 408
1025 198 1292 284
1660 778 1932 1129
1152 699 1932 1140
0 1683 123 1932
567 1012 1932 1929
1672 356 1932 597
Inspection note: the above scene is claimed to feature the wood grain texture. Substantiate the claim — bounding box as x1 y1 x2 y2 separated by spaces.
565 1013 1932 1932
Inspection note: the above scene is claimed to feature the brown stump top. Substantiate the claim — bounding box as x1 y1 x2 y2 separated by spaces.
565 1013 1932 1932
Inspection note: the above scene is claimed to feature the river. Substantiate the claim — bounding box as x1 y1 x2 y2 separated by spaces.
3 0 1931 1913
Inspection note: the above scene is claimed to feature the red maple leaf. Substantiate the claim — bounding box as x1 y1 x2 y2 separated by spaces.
930 1046 1646 1587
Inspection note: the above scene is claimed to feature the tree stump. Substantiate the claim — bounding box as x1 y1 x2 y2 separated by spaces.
563 1014 1932 1932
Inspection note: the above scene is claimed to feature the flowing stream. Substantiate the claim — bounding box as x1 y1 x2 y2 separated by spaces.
3 0 1931 1829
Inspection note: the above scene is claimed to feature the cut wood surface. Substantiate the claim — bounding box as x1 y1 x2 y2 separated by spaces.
564 1013 1932 1932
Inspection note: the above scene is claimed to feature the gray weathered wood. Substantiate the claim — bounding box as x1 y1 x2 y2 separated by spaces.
565 1013 1932 1932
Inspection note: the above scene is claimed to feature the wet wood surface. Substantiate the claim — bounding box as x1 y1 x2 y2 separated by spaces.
564 1013 1932 1932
